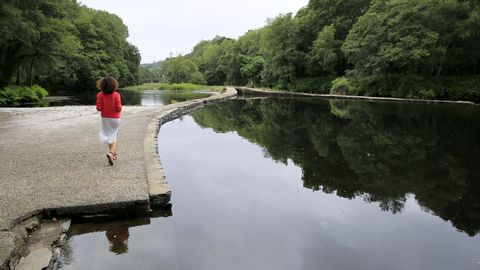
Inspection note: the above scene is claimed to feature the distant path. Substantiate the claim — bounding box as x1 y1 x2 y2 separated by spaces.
0 87 236 268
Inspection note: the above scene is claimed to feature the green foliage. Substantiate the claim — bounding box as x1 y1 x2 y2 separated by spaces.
239 55 265 85
351 75 480 102
343 0 441 78
3 0 479 101
0 85 48 105
297 0 371 75
288 76 334 93
139 61 165 83
342 0 480 100
0 0 141 92
236 29 263 56
191 36 235 85
420 77 480 102
306 25 341 75
139 66 163 83
164 57 205 84
69 7 141 90
330 76 356 95
260 13 304 88
418 89 436 100
136 0 480 102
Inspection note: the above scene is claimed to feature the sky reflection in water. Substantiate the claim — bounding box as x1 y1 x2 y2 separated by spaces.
43 89 213 107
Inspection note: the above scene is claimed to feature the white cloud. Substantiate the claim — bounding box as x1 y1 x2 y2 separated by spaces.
79 0 309 63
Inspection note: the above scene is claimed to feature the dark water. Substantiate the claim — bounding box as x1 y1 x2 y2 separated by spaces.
40 89 215 106
59 98 480 270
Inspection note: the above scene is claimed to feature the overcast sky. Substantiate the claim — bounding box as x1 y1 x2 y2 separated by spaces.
79 0 309 63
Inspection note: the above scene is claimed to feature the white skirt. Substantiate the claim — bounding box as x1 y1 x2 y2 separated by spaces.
99 117 121 145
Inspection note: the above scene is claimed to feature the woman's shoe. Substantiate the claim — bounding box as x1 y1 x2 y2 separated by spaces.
106 153 114 165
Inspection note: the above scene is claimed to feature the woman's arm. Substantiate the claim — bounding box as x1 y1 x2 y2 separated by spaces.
115 92 122 112
96 92 103 111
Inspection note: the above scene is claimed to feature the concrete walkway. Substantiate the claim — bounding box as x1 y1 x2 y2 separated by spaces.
0 87 236 268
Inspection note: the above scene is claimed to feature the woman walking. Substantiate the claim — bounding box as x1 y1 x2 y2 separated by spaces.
96 77 122 165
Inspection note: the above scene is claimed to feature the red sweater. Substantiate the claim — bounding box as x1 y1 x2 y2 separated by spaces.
96 91 122 118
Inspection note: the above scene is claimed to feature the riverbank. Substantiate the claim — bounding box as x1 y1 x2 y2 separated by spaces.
0 87 236 269
236 87 478 105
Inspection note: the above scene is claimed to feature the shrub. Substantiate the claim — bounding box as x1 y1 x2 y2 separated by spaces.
288 77 334 93
330 77 356 95
30 85 49 99
418 89 436 99
349 74 480 102
0 85 49 105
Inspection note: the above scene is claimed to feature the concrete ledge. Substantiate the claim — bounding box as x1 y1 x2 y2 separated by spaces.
144 87 237 205
236 87 477 105
0 233 15 270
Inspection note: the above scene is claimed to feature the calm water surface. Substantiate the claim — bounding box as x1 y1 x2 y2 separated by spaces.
42 89 215 106
59 98 480 270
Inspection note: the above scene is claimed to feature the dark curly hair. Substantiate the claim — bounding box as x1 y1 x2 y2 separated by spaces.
97 76 119 94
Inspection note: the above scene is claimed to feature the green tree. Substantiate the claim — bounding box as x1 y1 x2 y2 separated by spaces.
217 29 265 86
260 13 303 88
0 0 80 87
306 24 341 75
342 0 479 97
240 55 265 85
236 29 263 56
0 0 141 93
72 7 139 90
190 36 234 85
296 0 371 75
164 57 205 84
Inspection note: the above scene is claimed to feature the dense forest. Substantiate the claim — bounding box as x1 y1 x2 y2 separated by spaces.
0 0 140 103
2 0 480 103
143 0 480 102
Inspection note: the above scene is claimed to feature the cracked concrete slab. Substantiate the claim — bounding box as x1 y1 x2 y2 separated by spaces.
0 87 237 268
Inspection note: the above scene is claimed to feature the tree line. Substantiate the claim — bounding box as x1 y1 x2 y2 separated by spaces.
143 0 480 102
0 0 140 94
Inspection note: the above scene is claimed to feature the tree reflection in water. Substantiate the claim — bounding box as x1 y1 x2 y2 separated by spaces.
192 98 480 236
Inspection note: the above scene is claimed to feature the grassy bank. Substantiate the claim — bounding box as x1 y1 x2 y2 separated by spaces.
0 85 49 105
123 83 225 91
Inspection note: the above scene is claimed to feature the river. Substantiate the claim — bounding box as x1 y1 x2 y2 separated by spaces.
58 97 480 270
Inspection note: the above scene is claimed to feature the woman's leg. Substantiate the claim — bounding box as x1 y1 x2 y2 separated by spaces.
106 143 116 165
108 143 118 160
108 143 116 154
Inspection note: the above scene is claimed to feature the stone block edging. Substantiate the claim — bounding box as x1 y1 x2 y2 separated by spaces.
144 87 237 206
